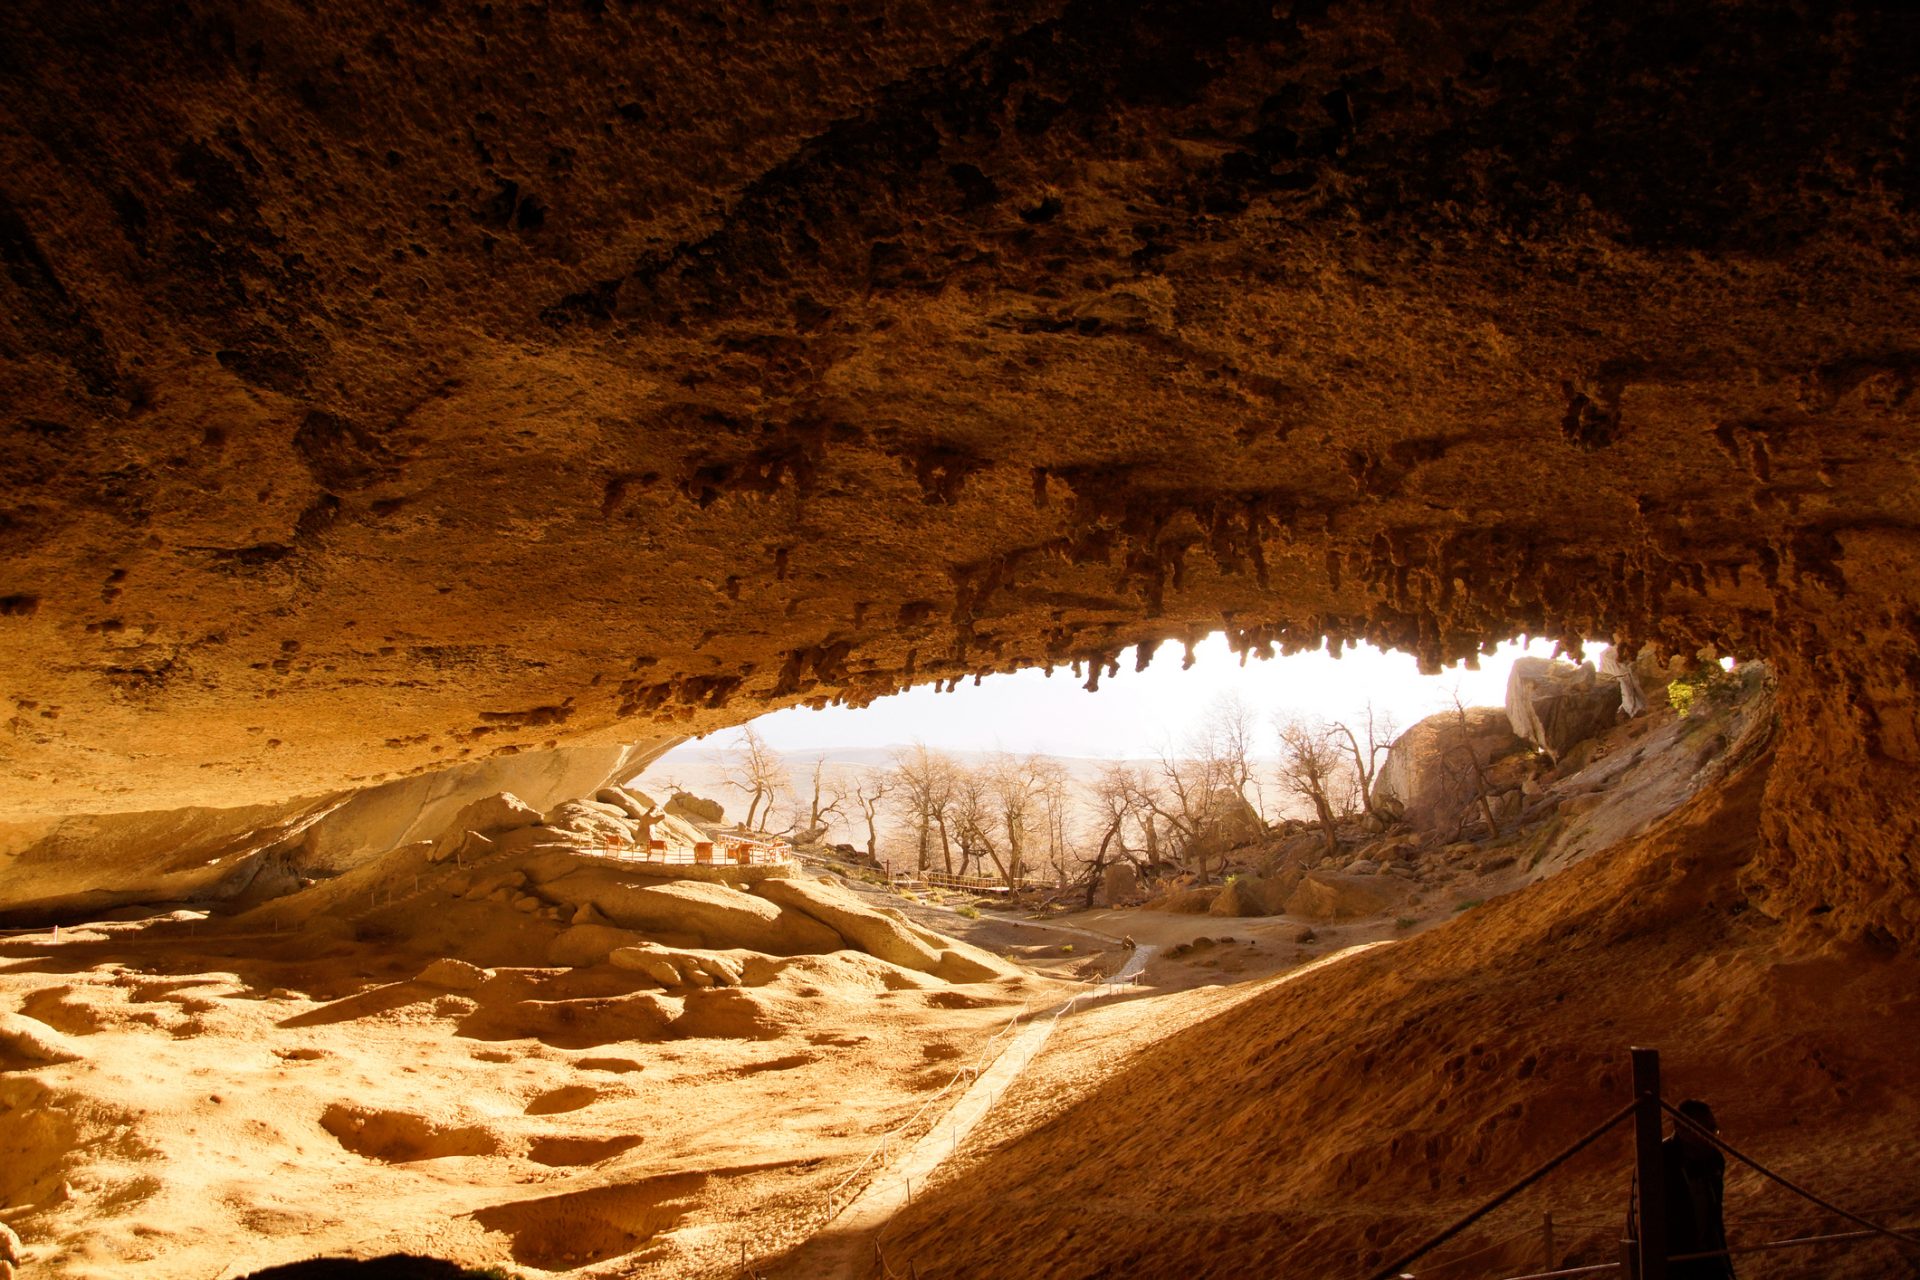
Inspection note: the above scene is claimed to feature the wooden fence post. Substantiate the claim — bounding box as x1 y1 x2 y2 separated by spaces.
1631 1046 1668 1280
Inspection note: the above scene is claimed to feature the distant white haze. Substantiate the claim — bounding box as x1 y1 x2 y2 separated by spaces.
658 632 1568 764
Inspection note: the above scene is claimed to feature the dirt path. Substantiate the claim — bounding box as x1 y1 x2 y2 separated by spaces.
769 927 1155 1280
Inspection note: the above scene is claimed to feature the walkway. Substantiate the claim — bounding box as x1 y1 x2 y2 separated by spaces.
771 936 1155 1279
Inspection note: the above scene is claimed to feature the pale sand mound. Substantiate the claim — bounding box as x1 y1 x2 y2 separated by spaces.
874 751 1920 1279
0 861 1068 1278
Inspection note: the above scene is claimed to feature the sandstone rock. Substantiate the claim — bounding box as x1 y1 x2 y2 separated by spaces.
547 924 646 967
0 1012 83 1066
541 872 843 955
427 792 543 863
298 747 667 875
541 800 634 845
1144 886 1221 914
933 948 1020 984
1373 708 1531 833
1284 872 1411 922
753 877 943 971
1208 875 1292 918
611 942 750 989
595 787 656 820
609 946 682 987
1100 861 1140 905
666 792 726 825
1505 657 1624 761
416 959 491 990
1343 859 1381 875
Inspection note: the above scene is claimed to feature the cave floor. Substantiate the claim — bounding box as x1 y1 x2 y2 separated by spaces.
0 910 1090 1278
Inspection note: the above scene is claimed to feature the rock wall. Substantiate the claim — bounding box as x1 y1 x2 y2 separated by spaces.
0 739 676 918
2 1 1919 936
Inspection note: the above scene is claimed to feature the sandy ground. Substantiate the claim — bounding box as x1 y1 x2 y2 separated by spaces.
0 906 1079 1278
0 863 1431 1280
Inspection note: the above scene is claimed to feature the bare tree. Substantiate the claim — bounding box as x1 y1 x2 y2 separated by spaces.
850 772 893 862
793 755 846 842
889 744 957 873
977 753 1069 889
1442 695 1501 840
1205 693 1263 817
950 762 999 880
722 726 788 831
1080 761 1138 907
1275 716 1349 860
1331 703 1397 823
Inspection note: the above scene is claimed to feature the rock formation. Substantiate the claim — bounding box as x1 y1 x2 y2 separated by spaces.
1 6 1918 941
1373 706 1530 832
1504 656 1626 761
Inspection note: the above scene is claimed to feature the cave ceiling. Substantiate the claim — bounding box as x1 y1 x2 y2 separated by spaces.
2 0 1918 828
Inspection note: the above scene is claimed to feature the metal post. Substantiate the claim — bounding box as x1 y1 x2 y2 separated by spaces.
1631 1046 1668 1280
1542 1211 1556 1269
1619 1238 1639 1279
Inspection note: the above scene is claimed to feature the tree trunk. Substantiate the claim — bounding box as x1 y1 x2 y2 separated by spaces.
1084 824 1117 908
1313 792 1339 859
935 816 953 875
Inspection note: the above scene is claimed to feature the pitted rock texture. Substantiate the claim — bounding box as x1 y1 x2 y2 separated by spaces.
3 2 1919 934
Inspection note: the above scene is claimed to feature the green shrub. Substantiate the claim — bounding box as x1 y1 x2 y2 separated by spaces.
956 904 980 919
1667 662 1739 717
1394 917 1417 930
1454 898 1484 912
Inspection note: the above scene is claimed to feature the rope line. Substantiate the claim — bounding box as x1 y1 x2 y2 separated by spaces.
1660 1100 1920 1253
1406 1222 1542 1276
1361 1100 1639 1280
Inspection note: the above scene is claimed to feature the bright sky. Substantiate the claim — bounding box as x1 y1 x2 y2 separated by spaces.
675 633 1567 760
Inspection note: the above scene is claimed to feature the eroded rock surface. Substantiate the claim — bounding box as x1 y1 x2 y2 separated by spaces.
2 2 1919 938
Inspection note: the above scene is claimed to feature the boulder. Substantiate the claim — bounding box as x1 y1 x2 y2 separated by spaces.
416 958 491 989
1505 657 1624 761
1373 707 1530 833
885 912 1024 982
1343 859 1381 875
753 877 943 971
426 791 543 862
547 923 647 967
1284 872 1411 922
1144 886 1220 914
542 800 634 845
610 942 748 988
538 871 844 955
666 791 726 825
594 786 657 820
1100 861 1140 905
1208 874 1292 917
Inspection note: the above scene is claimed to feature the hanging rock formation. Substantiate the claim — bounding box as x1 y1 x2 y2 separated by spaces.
1 1 1918 940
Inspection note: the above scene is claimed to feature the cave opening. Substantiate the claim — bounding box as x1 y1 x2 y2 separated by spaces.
6 0 1920 1273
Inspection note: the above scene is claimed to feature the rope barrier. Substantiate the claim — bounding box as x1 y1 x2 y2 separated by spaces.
1660 1100 1920 1253
1361 1100 1639 1280
820 1001 1028 1216
1405 1222 1542 1276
